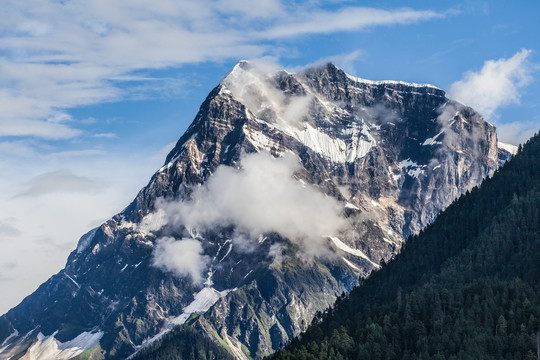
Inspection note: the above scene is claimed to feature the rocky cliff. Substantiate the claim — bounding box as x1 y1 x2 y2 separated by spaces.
0 62 505 360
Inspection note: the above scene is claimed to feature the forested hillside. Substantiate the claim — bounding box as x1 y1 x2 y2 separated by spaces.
133 326 234 360
272 132 540 360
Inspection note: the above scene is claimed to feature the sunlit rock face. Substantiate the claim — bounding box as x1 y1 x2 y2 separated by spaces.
0 62 504 360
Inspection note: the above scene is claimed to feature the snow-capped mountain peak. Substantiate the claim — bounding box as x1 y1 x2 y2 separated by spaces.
0 62 505 360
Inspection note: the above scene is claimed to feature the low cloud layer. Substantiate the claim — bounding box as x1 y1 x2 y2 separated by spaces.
152 237 210 284
152 152 345 277
0 219 20 239
0 148 165 315
449 49 533 120
14 169 103 198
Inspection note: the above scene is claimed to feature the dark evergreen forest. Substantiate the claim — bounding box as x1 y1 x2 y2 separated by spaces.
133 325 234 360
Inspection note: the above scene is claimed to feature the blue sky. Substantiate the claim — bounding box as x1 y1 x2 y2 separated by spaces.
0 0 539 313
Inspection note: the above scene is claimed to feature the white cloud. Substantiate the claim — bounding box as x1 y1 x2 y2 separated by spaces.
449 49 533 119
0 141 37 156
213 0 285 19
152 237 210 284
0 117 82 140
154 152 345 258
263 7 444 39
0 147 166 314
288 49 365 78
495 120 539 145
0 219 20 239
222 60 313 127
353 103 401 125
93 133 117 139
14 169 103 198
321 50 365 75
49 149 107 158
0 1 445 139
0 262 17 283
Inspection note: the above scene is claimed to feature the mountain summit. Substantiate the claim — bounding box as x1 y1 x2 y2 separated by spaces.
0 62 509 359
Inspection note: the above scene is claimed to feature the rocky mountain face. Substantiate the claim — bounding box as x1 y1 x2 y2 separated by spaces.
271 126 540 360
0 62 508 360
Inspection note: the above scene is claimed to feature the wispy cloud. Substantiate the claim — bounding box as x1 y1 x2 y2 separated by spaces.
0 1 446 139
264 7 444 39
14 169 104 198
49 149 107 158
152 237 210 284
0 147 166 313
0 219 20 239
294 49 365 75
92 133 117 139
0 141 37 156
0 262 16 282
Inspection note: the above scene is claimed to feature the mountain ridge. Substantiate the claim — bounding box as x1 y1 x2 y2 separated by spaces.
0 61 509 360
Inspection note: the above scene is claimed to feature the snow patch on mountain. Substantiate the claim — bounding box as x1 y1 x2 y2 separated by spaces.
342 257 360 272
422 131 444 146
223 61 377 163
345 202 360 210
25 330 103 360
170 287 232 325
399 158 426 178
135 286 233 354
243 125 282 153
287 124 348 162
63 272 80 289
277 122 375 163
346 74 438 90
497 141 518 155
1 328 18 347
329 237 380 268
76 227 98 253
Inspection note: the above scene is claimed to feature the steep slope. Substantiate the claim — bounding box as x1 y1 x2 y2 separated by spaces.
0 62 504 360
131 327 233 360
272 133 540 360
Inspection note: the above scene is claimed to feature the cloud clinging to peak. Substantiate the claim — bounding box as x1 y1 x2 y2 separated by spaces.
152 152 345 263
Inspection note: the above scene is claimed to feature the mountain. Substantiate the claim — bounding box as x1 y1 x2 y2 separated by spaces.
271 132 540 360
0 61 509 360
